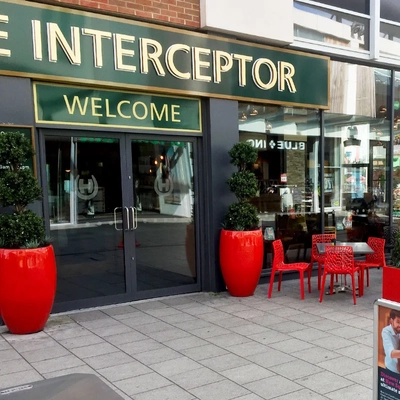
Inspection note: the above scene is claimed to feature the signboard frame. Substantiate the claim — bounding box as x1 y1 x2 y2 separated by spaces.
0 125 36 177
374 298 400 399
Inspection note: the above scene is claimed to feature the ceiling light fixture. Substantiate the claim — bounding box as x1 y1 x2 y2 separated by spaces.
265 120 272 133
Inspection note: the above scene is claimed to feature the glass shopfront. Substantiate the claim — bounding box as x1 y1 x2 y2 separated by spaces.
43 131 197 308
239 60 391 272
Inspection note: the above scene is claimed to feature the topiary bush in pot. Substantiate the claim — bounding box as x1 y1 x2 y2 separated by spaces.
220 142 264 297
0 130 57 334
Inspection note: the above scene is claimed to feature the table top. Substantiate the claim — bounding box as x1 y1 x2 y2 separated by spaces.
316 242 374 255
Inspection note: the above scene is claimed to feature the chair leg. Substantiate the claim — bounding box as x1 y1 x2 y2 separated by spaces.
317 262 322 290
299 271 305 300
359 267 364 297
268 270 276 298
320 273 327 302
351 274 357 305
307 266 311 293
278 271 283 292
366 268 370 287
329 274 334 295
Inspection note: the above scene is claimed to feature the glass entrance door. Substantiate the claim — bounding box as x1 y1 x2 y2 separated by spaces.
44 132 197 309
128 137 196 292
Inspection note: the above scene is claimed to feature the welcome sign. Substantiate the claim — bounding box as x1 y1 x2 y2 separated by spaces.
0 0 329 108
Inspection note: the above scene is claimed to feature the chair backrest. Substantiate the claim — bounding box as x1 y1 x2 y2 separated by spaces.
324 246 354 274
365 237 386 266
383 226 399 247
311 234 336 256
272 239 285 268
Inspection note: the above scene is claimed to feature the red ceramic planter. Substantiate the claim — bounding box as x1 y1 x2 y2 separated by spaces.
0 245 57 334
382 265 400 304
219 229 264 297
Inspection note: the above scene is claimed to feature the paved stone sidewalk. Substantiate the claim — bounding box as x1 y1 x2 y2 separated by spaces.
0 270 381 399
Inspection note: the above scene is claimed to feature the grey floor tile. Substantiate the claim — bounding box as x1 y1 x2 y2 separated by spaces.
157 313 198 324
207 333 252 348
269 338 314 353
42 365 97 379
69 342 118 358
46 326 92 340
0 369 43 388
182 305 219 316
346 368 373 389
69 310 109 323
133 384 195 400
116 338 164 355
31 354 85 374
101 305 138 317
6 337 58 353
288 327 332 342
351 333 373 346
171 318 215 331
150 357 202 378
59 334 105 349
0 358 32 376
220 364 275 385
117 314 160 328
213 316 251 328
247 348 296 369
266 320 308 333
304 319 344 331
104 330 148 346
97 360 152 382
0 349 22 362
325 384 372 399
168 366 224 390
231 309 267 320
334 343 373 361
180 343 229 361
269 359 323 380
229 394 265 400
244 375 303 399
163 335 209 351
133 346 182 365
189 379 250 400
20 344 71 362
248 314 287 327
312 335 355 350
230 324 271 336
129 321 172 335
317 356 369 376
86 323 134 337
113 372 171 396
292 346 341 364
83 350 134 369
296 371 354 394
225 341 271 357
274 388 328 399
191 325 231 339
247 330 292 345
146 328 190 342
328 326 367 339
200 353 251 372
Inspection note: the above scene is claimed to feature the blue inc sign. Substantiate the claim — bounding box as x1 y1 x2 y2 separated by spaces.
247 138 306 150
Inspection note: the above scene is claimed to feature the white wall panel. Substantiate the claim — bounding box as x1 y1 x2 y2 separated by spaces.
200 0 293 45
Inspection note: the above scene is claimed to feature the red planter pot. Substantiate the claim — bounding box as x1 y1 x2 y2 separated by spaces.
0 245 57 334
219 229 264 297
382 265 400 304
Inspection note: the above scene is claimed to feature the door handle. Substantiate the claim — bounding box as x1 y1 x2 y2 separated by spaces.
130 206 138 230
124 206 130 231
113 207 122 231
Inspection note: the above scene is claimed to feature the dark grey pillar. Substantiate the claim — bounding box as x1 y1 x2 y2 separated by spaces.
201 98 239 292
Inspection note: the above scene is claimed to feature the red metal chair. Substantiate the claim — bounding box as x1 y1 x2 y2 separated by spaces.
268 239 311 300
310 234 336 290
319 246 361 305
354 237 386 296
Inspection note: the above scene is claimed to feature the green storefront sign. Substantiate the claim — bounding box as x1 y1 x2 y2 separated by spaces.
0 0 329 108
34 83 201 132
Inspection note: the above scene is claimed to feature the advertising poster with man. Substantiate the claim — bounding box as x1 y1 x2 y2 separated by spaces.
375 300 400 399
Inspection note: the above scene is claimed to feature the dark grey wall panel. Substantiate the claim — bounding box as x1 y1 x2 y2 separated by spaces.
0 76 34 125
202 98 238 292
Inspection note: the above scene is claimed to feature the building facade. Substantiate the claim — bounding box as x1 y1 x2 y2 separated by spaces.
0 0 397 312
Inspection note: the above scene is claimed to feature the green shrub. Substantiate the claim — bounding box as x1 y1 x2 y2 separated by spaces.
223 142 259 231
391 231 400 268
0 131 46 248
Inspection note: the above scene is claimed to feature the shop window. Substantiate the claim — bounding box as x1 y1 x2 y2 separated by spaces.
294 0 369 51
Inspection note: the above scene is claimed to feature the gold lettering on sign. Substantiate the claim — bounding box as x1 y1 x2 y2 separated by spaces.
63 95 89 115
278 61 297 93
48 23 81 65
117 100 130 118
114 33 136 72
82 28 112 68
151 103 168 121
132 101 148 120
91 97 103 117
171 105 181 122
0 14 10 57
213 50 233 84
192 47 211 82
252 58 277 90
165 44 190 80
32 20 42 60
232 54 253 87
140 38 165 76
105 99 116 118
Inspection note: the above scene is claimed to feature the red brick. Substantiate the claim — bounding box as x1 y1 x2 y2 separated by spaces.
134 10 154 19
168 5 185 13
80 1 101 8
143 6 161 13
109 0 127 6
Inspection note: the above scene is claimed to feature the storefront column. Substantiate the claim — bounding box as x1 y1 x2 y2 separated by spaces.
201 98 238 292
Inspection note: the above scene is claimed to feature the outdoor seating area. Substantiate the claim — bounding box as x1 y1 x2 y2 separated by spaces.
268 232 387 305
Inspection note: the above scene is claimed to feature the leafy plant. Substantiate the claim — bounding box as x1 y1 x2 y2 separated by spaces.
0 131 46 248
223 142 259 231
391 231 400 268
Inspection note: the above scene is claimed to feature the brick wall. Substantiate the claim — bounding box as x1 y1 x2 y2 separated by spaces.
44 0 200 28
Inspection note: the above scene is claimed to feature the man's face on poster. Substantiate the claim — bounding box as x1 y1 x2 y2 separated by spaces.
391 316 400 334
